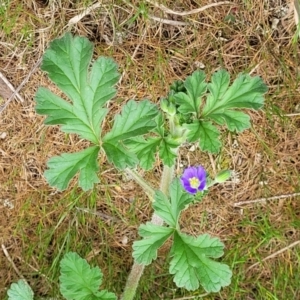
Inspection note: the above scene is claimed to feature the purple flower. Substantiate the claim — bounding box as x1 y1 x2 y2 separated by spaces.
181 166 206 194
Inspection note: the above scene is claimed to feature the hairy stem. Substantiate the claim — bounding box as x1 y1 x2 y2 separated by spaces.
124 168 155 200
121 164 175 300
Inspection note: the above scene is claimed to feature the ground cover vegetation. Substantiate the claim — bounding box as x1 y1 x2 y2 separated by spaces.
0 0 300 299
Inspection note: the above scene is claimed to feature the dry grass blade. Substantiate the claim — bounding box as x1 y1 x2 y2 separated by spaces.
294 0 300 24
145 0 234 16
247 240 300 271
284 113 300 116
67 2 102 27
1 244 24 280
233 192 300 207
149 15 188 26
75 206 120 221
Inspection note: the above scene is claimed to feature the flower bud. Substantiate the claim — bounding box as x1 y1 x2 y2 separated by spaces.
215 170 231 183
170 80 185 93
160 98 169 113
168 94 176 104
167 102 176 116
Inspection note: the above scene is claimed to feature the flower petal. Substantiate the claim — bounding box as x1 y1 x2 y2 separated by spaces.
198 179 206 191
182 166 196 179
196 166 206 180
184 184 197 194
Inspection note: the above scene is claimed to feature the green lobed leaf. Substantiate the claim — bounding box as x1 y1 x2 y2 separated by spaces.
7 280 34 300
158 137 180 167
114 108 180 169
35 32 120 144
44 146 100 191
208 110 251 132
125 135 180 170
168 178 195 218
221 73 267 109
132 223 173 265
102 141 138 169
41 33 92 102
174 70 207 115
203 69 230 115
124 136 161 170
60 252 117 300
153 112 165 136
203 71 267 115
35 33 121 190
169 232 232 292
103 99 158 142
153 178 194 227
202 70 267 131
175 70 267 153
35 87 108 144
102 100 158 169
184 120 222 153
152 191 174 226
94 290 118 300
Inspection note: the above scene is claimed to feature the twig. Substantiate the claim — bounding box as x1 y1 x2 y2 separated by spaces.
233 192 300 207
247 240 300 271
0 57 42 114
145 0 234 16
1 244 25 280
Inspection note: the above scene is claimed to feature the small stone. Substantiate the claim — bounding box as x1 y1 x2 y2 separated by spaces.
121 235 128 245
194 61 205 69
271 18 279 30
3 199 14 209
189 145 196 152
0 132 7 139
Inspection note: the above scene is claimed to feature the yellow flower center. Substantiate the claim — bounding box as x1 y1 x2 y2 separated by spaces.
189 177 200 189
